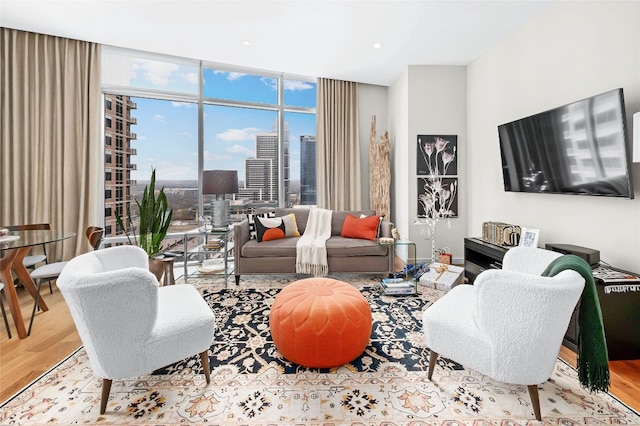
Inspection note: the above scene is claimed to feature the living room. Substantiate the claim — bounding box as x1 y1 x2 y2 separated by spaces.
1 0 640 424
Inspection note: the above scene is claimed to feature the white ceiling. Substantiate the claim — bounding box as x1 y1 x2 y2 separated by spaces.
0 0 551 86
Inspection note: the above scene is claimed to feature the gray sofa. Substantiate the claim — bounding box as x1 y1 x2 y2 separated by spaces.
233 208 393 284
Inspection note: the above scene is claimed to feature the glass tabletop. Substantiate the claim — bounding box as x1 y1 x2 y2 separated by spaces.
0 229 76 250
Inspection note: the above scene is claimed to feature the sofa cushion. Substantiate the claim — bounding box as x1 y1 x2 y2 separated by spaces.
247 211 276 239
241 237 299 258
275 208 310 234
326 236 388 257
274 209 378 237
331 210 376 236
241 236 388 259
341 214 380 241
255 213 300 242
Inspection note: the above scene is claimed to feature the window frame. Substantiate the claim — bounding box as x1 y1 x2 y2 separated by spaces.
101 46 316 226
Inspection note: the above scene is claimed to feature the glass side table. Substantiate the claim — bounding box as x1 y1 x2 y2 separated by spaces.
181 227 233 286
379 238 417 296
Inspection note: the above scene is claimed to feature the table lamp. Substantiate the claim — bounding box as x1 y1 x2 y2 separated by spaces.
203 170 239 228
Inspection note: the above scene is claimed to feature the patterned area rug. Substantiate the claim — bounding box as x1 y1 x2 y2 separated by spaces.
1 274 639 425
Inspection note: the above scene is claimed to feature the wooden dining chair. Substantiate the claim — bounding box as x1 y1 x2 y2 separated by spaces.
6 224 49 276
7 223 70 336
0 282 11 339
85 226 104 250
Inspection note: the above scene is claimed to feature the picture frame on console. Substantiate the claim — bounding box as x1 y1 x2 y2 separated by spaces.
519 228 539 248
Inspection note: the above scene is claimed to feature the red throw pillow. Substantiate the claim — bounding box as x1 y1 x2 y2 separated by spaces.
341 214 380 241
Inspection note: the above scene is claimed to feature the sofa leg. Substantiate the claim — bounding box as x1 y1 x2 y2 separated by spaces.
235 275 240 285
527 384 542 421
427 350 438 380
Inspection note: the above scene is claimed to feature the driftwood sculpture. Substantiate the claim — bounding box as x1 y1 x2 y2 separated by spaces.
369 115 391 219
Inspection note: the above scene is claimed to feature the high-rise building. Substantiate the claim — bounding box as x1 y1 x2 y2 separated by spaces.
104 94 137 236
242 120 290 204
300 135 317 205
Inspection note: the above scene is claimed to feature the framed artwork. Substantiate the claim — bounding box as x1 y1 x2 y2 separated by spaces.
519 228 540 248
417 135 457 176
417 177 458 218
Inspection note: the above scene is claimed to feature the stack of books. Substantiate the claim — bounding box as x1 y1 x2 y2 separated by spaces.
379 277 415 295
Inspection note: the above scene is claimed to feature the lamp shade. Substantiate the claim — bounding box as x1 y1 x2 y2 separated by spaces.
203 170 239 195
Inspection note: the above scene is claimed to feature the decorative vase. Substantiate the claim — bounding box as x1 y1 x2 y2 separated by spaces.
148 257 165 282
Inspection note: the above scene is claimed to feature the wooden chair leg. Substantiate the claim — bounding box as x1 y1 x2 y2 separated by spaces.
428 350 438 380
100 378 113 414
0 287 11 339
527 384 542 421
199 350 211 384
27 279 44 336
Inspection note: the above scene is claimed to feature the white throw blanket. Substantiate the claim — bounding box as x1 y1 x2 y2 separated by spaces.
296 208 332 276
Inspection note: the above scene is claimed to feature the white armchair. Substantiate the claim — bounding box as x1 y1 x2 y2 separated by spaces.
423 246 585 420
56 245 215 414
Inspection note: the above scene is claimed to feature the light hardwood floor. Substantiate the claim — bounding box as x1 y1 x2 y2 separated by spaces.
1 283 639 411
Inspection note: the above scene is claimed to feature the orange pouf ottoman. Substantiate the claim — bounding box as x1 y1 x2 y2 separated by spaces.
269 277 372 368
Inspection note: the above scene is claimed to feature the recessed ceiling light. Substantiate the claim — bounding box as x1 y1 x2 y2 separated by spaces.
242 40 251 46
373 42 383 49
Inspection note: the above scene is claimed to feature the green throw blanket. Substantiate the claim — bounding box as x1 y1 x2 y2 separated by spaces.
542 254 610 393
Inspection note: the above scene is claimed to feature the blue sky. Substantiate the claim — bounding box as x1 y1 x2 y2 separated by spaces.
120 59 316 182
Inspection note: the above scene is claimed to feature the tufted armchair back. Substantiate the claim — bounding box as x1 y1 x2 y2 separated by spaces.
57 245 157 378
56 245 215 414
423 246 585 420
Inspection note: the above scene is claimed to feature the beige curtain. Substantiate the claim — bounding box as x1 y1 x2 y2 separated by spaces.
316 78 361 210
0 28 102 259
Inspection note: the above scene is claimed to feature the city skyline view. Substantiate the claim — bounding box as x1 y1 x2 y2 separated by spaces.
103 53 316 186
103 52 317 234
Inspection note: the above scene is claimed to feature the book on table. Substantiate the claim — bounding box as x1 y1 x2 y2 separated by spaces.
380 277 415 294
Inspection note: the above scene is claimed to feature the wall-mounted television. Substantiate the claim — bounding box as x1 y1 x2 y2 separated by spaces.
498 88 634 199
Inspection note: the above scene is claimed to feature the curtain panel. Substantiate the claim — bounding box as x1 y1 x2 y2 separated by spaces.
0 28 102 259
316 78 361 210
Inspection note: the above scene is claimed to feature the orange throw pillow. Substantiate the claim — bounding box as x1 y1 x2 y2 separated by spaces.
341 214 380 241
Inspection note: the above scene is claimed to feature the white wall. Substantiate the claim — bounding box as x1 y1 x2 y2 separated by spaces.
358 83 389 210
387 66 467 263
467 1 640 271
388 69 410 245
407 66 467 262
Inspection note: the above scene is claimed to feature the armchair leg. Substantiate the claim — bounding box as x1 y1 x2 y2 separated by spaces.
100 378 113 415
234 275 240 286
427 350 438 380
527 384 542 421
199 350 211 384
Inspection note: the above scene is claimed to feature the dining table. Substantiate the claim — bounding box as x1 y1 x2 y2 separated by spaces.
0 229 76 339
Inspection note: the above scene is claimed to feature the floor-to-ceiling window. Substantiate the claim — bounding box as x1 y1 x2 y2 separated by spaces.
101 47 316 238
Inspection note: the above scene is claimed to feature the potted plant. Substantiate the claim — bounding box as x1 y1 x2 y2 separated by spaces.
115 168 173 279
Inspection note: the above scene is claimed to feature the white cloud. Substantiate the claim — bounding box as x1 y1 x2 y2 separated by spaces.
284 80 314 91
152 114 166 122
213 70 246 81
228 144 254 156
182 72 199 85
203 150 233 161
132 59 179 87
171 101 196 108
261 77 277 91
217 127 261 142
227 72 245 81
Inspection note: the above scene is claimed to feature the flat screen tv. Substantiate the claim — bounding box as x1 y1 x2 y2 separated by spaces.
498 88 634 199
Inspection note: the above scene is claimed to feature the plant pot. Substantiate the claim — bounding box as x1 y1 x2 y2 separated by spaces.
148 257 165 282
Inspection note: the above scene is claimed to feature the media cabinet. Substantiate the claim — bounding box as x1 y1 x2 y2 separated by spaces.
463 237 639 360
